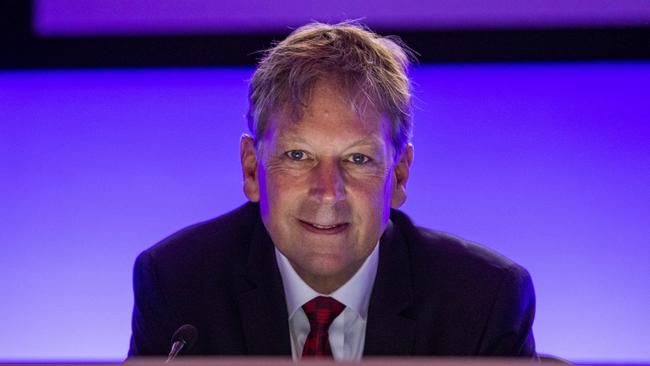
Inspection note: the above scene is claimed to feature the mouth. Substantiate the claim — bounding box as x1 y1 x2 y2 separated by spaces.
298 219 349 235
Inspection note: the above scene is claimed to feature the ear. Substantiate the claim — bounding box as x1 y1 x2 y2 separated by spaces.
240 134 260 202
390 143 414 208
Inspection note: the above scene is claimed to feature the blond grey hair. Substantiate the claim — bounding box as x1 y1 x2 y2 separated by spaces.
247 21 414 158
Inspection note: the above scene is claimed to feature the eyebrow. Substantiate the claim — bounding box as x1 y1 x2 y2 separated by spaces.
275 134 385 150
275 134 309 145
347 135 385 149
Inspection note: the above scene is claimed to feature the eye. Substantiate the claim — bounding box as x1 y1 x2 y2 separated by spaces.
285 150 307 161
348 153 370 165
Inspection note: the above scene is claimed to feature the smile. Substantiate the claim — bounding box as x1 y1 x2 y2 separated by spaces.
298 220 349 234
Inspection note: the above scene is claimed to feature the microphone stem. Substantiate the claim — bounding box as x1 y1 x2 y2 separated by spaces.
165 340 186 363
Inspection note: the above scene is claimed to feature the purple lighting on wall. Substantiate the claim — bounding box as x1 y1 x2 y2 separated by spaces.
1 63 649 362
34 0 650 36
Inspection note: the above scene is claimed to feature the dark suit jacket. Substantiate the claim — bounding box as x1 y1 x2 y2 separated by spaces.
129 202 535 357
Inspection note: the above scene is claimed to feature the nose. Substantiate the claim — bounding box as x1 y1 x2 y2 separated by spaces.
309 159 346 204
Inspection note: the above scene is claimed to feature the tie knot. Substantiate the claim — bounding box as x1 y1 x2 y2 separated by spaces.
302 296 345 330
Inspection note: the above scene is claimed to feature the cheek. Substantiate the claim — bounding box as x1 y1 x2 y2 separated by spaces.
348 176 392 213
257 165 271 217
382 175 395 220
347 172 394 224
384 171 395 200
261 166 303 211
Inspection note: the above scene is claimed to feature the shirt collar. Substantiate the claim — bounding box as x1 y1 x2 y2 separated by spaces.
275 241 380 320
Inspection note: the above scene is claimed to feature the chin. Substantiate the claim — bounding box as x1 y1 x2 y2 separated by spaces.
297 254 352 278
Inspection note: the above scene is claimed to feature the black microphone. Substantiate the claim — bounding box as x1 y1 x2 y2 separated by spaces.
166 324 198 363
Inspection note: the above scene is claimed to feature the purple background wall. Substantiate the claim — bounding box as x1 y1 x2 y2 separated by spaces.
34 0 650 35
1 64 649 362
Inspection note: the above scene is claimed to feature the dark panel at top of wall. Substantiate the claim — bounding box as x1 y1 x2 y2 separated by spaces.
2 1 650 69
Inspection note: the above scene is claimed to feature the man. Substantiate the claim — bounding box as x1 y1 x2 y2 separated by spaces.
129 22 536 359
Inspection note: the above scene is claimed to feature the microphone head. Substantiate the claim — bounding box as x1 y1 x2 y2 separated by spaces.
171 324 199 351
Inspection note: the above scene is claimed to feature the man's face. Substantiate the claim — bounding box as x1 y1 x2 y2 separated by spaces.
241 81 412 293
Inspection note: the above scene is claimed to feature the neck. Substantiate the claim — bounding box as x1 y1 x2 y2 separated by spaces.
292 264 361 295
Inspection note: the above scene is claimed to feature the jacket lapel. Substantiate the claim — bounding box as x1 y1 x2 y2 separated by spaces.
237 215 292 356
364 219 416 356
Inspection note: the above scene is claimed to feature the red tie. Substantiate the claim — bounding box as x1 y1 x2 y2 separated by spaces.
301 296 345 358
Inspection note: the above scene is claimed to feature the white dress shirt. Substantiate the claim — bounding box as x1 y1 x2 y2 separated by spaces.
275 242 380 361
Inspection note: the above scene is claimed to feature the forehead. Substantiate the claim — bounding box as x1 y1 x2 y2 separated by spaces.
266 81 391 146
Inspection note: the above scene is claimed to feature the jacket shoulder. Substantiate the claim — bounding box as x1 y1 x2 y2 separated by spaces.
129 202 261 356
388 209 536 356
137 202 259 273
390 208 527 280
